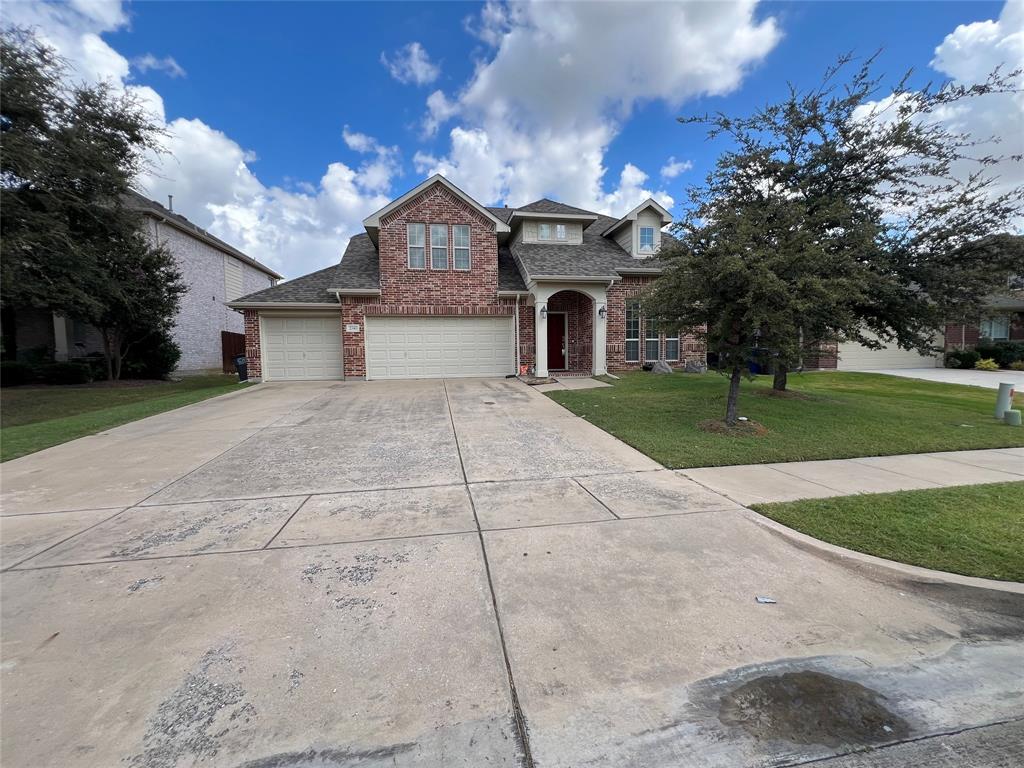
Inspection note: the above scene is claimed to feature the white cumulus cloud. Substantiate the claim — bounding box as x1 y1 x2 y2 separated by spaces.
660 156 693 179
380 41 440 86
425 0 781 213
132 53 186 78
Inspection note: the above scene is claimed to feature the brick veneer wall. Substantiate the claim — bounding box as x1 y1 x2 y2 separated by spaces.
548 290 594 371
804 340 838 370
606 274 705 370
243 309 262 379
944 313 1024 350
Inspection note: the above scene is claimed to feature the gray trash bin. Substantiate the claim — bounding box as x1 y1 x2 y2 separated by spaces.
234 355 248 382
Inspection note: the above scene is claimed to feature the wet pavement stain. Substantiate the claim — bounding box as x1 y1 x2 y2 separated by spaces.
231 743 415 768
127 643 257 768
718 670 910 748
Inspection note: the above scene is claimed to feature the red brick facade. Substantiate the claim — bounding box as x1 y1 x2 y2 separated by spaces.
244 181 709 379
944 313 1024 350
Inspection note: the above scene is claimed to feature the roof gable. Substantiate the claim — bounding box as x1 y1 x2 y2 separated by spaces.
601 198 673 237
362 175 510 235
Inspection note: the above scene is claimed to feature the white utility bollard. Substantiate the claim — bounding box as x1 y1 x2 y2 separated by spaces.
995 382 1015 419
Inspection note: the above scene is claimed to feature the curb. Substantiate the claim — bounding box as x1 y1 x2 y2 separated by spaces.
742 508 1024 596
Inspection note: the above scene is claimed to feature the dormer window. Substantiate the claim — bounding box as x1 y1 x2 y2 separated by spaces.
639 226 655 253
556 224 567 241
538 223 551 240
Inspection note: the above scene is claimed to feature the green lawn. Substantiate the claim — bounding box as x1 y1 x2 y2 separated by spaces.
751 482 1024 581
546 371 1024 468
1 374 250 461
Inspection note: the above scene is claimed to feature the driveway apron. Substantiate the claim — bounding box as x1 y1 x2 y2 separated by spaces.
1 377 1022 767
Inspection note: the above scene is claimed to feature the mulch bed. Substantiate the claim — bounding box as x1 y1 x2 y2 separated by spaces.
698 418 769 437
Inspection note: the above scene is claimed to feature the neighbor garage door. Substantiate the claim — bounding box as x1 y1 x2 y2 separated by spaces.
365 315 515 380
837 330 942 370
262 315 343 380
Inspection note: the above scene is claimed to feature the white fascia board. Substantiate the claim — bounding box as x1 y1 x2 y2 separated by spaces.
529 274 620 283
227 301 341 310
510 211 599 222
496 290 531 297
329 288 382 296
362 174 511 233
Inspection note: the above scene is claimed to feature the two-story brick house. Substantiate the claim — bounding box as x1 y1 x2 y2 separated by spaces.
229 175 704 381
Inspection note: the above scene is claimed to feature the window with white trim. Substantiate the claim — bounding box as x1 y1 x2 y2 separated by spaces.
639 226 655 253
665 330 679 361
556 223 567 240
430 224 448 270
981 315 1010 340
453 225 470 270
538 223 551 241
408 223 425 269
625 301 640 362
645 317 660 360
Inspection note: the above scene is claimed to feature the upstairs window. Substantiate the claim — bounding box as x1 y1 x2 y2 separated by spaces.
556 223 567 240
453 225 471 270
981 315 1010 340
625 301 640 362
639 226 655 253
408 223 425 269
645 318 660 360
538 223 552 241
430 224 448 270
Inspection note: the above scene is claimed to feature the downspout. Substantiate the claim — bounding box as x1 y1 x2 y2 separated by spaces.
333 290 346 379
514 298 521 374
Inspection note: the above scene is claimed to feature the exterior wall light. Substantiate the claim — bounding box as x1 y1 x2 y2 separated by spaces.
539 305 548 320
598 305 607 320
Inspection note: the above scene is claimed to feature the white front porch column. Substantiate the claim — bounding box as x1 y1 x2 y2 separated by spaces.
535 301 549 377
52 313 70 361
593 299 608 375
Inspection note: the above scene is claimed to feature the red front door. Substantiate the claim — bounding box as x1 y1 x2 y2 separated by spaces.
547 313 566 370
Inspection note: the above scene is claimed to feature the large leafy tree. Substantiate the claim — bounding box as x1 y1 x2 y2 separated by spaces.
1 27 183 378
647 55 1023 424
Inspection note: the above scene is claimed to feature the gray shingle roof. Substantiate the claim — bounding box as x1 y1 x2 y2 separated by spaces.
486 207 515 224
332 233 381 290
231 234 379 304
127 190 282 279
232 262 343 304
498 246 527 291
516 198 598 217
510 214 663 279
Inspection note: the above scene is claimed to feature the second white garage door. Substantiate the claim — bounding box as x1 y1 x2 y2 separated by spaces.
837 330 942 370
262 315 343 381
365 316 515 380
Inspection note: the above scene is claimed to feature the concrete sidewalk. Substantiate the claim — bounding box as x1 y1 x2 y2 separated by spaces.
681 447 1024 505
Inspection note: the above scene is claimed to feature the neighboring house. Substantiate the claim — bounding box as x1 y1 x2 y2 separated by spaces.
5 192 282 373
943 279 1024 351
229 174 704 381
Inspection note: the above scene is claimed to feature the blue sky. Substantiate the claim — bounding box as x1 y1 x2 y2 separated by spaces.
4 1 1020 277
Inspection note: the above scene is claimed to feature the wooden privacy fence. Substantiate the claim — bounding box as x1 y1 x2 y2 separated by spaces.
221 331 245 373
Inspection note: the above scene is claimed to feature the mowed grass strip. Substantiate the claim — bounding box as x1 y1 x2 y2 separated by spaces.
545 371 1024 468
751 482 1024 582
1 374 250 461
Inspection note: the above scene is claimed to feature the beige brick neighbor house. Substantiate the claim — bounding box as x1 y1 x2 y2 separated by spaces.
229 175 705 381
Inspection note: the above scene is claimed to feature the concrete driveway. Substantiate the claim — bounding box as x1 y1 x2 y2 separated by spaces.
2 379 1022 767
864 367 1024 390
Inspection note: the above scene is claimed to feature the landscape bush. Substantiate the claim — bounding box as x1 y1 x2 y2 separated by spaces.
975 339 1024 369
0 360 34 387
945 349 980 369
38 361 92 385
120 330 181 380
974 358 1000 372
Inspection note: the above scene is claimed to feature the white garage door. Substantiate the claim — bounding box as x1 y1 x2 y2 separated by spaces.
838 330 942 370
365 316 515 380
262 315 343 381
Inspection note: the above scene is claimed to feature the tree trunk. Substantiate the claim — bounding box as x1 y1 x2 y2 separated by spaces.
101 328 115 382
773 364 788 392
725 365 742 425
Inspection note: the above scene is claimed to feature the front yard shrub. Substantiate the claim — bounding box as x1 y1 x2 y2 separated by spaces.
975 358 1000 371
121 330 181 380
38 361 93 385
1010 361 1024 371
975 340 1024 369
945 349 980 369
0 361 34 387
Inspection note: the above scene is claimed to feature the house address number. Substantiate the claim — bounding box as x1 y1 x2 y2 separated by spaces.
345 323 361 333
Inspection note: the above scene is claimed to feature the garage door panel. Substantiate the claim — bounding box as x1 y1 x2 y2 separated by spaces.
366 316 514 380
838 330 942 371
262 315 343 381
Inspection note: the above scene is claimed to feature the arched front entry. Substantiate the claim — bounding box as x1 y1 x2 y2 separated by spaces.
532 283 608 377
